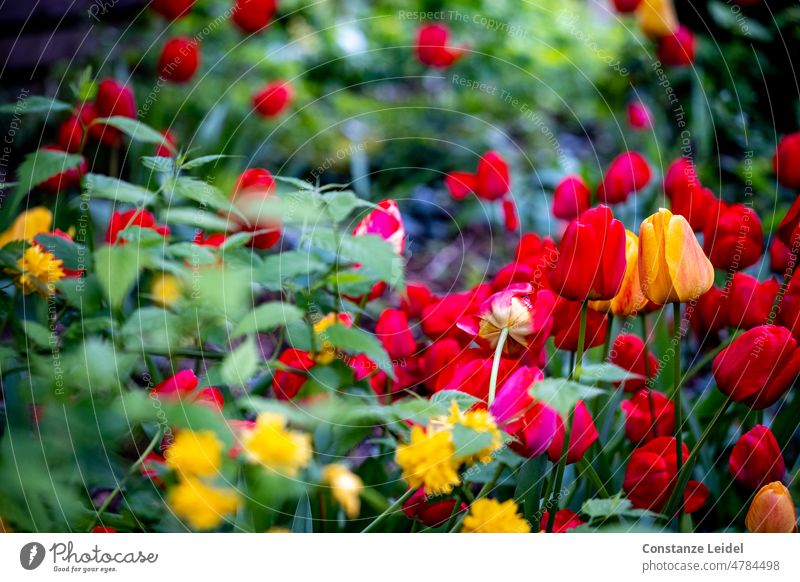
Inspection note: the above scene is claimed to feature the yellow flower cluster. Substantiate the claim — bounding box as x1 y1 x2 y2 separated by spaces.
164 429 239 530
462 499 531 533
14 245 64 295
241 412 312 476
395 401 503 495
322 464 363 518
312 312 341 364
151 272 183 308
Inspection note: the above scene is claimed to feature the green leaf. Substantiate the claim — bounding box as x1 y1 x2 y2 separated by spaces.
34 233 87 271
451 424 495 461
83 173 156 206
291 493 313 533
94 245 146 310
219 231 252 250
179 154 238 170
93 116 172 147
22 320 52 347
168 176 244 219
324 324 391 370
430 390 482 411
221 336 260 386
313 232 404 289
141 156 176 173
528 378 605 417
323 190 372 222
159 207 232 232
581 494 661 520
2 150 84 229
232 302 304 337
255 250 328 291
188 266 251 320
0 95 72 114
579 363 643 384
272 175 315 190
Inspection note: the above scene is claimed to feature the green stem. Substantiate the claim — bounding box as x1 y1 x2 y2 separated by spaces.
488 327 510 405
86 428 163 532
672 302 683 530
577 458 609 497
361 487 415 533
602 312 614 362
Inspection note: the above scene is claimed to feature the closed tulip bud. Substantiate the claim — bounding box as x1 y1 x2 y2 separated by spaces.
713 325 800 409
252 81 293 117
672 185 720 233
609 334 659 392
638 208 714 304
403 488 466 527
552 175 591 220
773 132 800 189
95 78 137 119
158 37 200 83
502 197 519 231
704 203 763 271
400 281 434 319
232 0 277 34
770 238 795 275
491 262 533 293
597 151 652 204
539 509 584 533
415 24 466 69
546 401 598 465
779 274 800 340
664 157 700 200
636 0 678 38
589 230 648 317
627 100 652 130
689 286 729 339
621 389 674 444
150 0 195 20
550 205 627 301
105 209 169 245
657 26 696 67
421 293 474 340
746 482 798 533
57 114 84 152
551 297 609 352
726 273 779 330
729 425 785 490
476 151 511 201
376 308 417 359
625 437 709 513
272 348 314 400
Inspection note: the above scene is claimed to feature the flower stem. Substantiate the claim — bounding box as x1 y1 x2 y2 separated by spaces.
602 312 614 362
361 487 415 533
671 301 684 529
488 326 510 405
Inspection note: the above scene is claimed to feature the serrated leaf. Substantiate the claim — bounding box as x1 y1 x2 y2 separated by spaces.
323 190 371 222
529 378 605 417
451 423 494 461
141 156 176 173
83 173 156 206
324 324 391 371
168 176 244 220
312 231 404 290
179 154 237 170
94 245 145 310
222 336 260 386
0 96 72 114
219 231 251 250
430 390 482 411
580 363 643 384
581 494 661 520
232 302 304 336
93 116 172 147
272 175 315 190
34 233 87 271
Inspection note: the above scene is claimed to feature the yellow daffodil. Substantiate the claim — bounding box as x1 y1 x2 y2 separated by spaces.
746 482 798 533
14 245 64 295
590 230 648 316
638 208 714 304
168 477 239 530
322 464 363 518
396 425 460 495
151 272 183 308
165 430 224 478
241 413 312 476
636 0 678 39
0 207 52 248
461 498 530 533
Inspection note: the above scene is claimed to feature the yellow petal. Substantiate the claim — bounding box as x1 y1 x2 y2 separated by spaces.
637 0 679 39
746 482 798 533
0 207 53 248
665 214 714 302
638 211 673 304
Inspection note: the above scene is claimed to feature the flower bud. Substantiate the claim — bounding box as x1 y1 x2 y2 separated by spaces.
376 308 417 359
158 37 200 83
609 333 659 392
546 401 598 465
252 81 293 118
597 151 652 204
657 26 696 67
552 175 591 221
729 425 785 490
232 0 277 34
704 202 763 271
726 273 779 330
745 482 798 533
773 132 800 189
621 389 674 443
416 23 465 69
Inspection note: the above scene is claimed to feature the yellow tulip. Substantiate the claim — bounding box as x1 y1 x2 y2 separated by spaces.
0 207 53 248
745 482 798 533
590 230 648 316
637 0 679 39
638 208 714 304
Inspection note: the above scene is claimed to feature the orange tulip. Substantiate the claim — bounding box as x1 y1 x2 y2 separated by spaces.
590 230 648 316
638 208 714 304
636 0 678 39
745 482 798 533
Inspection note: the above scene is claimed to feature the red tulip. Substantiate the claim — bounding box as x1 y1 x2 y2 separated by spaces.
421 293 474 340
777 196 800 250
546 401 598 465
154 129 177 157
150 0 195 19
539 509 583 532
773 132 800 189
664 157 700 200
689 286 729 339
415 24 465 69
491 262 534 293
672 186 719 233
420 338 461 391
626 100 652 130
400 281 434 319
657 26 696 67
726 273 779 330
621 390 674 443
778 272 800 340
552 175 591 221
515 233 558 286
158 37 200 83
713 325 800 409
445 151 510 201
150 370 198 399
231 168 281 249
770 238 795 275
550 205 627 301
609 333 659 392
403 488 465 527
624 436 708 513
729 425 785 490
272 348 314 400
612 0 642 12
105 209 169 244
502 197 519 231
232 0 277 34
38 145 86 194
348 353 388 399
437 351 520 401
57 113 84 152
353 199 405 256
193 231 226 247
704 202 763 271
551 297 609 352
81 103 122 147
597 151 652 204
95 78 137 119
252 81 293 118
376 308 417 360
